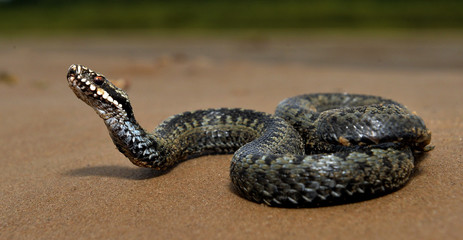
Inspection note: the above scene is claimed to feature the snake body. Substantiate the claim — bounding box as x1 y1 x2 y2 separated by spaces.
67 64 432 207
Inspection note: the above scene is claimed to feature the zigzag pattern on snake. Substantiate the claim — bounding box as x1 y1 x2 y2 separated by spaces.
67 64 432 207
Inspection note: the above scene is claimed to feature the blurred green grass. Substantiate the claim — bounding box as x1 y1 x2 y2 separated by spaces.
1 0 462 32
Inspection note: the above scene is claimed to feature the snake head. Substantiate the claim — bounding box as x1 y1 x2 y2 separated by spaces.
67 64 134 120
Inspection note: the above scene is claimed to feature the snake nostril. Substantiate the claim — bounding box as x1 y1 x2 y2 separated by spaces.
67 64 77 77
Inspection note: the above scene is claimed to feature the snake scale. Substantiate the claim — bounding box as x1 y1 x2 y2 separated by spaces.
67 64 432 207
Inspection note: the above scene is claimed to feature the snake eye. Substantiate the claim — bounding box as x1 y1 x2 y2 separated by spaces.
94 76 105 85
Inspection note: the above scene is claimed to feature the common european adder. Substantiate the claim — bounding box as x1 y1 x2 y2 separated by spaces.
67 64 432 207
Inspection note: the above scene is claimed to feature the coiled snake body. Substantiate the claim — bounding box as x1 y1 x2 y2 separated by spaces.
67 64 432 207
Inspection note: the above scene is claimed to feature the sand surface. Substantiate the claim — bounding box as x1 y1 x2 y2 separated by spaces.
1 33 462 239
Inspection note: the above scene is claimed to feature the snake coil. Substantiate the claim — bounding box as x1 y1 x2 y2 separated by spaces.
67 64 432 207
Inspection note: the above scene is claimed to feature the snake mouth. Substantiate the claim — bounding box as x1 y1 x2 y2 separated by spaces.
67 64 123 109
67 64 135 119
67 64 95 93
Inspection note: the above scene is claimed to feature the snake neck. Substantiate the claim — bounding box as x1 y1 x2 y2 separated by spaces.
104 114 165 169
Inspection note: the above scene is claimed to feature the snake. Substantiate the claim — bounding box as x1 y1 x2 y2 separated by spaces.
66 64 432 207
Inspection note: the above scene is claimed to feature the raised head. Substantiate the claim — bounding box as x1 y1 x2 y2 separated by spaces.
67 64 134 120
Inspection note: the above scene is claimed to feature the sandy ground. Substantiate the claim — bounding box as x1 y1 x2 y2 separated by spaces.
1 33 462 239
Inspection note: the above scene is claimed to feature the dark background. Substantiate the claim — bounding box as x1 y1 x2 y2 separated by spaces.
1 0 462 31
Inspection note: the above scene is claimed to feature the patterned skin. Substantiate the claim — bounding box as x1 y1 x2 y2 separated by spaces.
67 64 432 207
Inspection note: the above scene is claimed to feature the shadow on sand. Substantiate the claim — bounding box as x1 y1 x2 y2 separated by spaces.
65 164 169 180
